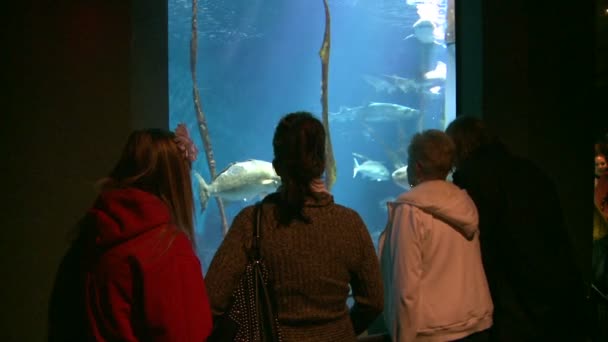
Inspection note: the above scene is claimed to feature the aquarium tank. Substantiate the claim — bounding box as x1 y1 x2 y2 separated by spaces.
169 0 456 271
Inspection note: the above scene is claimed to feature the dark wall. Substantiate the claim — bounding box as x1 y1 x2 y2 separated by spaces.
1 1 166 340
458 0 605 282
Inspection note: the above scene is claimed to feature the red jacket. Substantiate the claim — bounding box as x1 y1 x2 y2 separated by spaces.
84 188 212 341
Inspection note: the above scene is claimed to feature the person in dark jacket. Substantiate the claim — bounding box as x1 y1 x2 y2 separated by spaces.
445 116 586 342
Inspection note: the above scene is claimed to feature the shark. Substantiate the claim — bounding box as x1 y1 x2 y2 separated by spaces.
329 102 421 124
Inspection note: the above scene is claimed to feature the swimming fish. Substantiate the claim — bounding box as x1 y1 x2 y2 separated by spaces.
194 159 281 210
363 74 398 94
330 102 421 123
353 156 390 181
391 165 411 190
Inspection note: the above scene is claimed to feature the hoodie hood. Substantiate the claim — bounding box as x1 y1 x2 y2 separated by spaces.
87 188 171 248
391 180 478 239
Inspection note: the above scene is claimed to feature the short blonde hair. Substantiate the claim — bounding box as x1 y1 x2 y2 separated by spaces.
408 129 455 180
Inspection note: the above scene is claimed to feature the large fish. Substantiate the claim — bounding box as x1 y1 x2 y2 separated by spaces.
363 74 398 94
330 102 421 123
194 159 281 210
382 74 443 97
382 74 421 93
353 156 390 181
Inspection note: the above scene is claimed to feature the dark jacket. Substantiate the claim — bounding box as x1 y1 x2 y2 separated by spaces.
452 142 585 342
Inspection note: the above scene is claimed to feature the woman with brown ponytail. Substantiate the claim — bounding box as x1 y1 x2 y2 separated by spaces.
205 112 383 341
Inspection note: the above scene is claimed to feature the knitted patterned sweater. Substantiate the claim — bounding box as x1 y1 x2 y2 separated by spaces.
205 192 383 341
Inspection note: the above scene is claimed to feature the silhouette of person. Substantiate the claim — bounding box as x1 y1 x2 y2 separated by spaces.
446 116 586 342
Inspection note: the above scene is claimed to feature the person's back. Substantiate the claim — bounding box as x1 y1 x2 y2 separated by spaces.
83 188 212 341
447 117 585 341
49 126 213 342
380 181 493 341
207 192 382 341
205 112 383 341
380 130 493 341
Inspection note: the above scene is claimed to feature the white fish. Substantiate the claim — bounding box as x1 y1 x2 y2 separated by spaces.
353 157 390 181
194 159 281 210
391 165 411 190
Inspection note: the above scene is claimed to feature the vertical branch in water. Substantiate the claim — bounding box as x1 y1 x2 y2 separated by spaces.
190 0 229 236
319 0 337 190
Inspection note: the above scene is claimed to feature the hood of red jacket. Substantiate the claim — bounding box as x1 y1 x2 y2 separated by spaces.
87 188 171 248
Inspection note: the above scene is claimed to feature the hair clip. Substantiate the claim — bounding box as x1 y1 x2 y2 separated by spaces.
174 123 198 162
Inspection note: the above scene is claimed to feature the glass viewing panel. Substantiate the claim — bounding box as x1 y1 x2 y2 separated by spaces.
169 0 457 270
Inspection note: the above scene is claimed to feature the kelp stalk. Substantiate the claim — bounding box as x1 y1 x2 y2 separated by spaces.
320 0 337 190
190 0 229 235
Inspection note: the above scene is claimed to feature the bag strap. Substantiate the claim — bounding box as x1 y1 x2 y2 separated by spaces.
252 202 262 261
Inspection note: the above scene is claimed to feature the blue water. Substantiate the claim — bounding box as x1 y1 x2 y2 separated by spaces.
168 0 451 271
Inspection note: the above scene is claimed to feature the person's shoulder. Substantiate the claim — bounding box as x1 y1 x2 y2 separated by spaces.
330 202 359 214
235 203 258 219
328 203 366 224
128 228 199 270
167 231 198 255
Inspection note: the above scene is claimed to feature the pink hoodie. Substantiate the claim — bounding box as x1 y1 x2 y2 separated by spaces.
379 180 493 341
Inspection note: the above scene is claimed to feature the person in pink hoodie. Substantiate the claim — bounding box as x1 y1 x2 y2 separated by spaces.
379 130 493 342
48 125 213 341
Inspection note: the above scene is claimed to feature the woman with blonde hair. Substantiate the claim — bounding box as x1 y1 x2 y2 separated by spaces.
49 125 213 341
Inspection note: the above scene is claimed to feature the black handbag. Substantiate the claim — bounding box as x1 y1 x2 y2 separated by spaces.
208 202 283 342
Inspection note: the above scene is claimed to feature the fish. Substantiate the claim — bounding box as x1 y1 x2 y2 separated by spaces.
353 156 390 181
363 74 397 94
329 105 365 123
330 102 421 123
391 165 411 190
362 102 421 122
382 74 421 93
382 74 444 97
194 159 281 210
